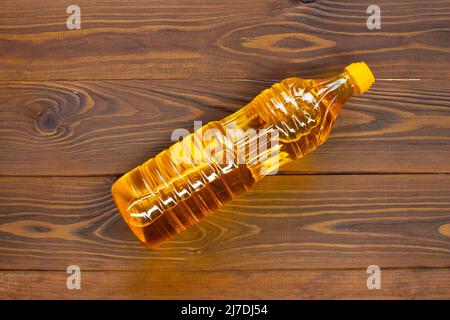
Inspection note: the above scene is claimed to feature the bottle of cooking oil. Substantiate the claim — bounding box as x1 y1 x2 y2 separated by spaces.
112 62 375 248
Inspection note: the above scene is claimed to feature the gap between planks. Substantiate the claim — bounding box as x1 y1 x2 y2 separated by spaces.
1 266 449 273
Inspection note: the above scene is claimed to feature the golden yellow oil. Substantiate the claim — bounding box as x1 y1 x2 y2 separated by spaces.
112 72 356 247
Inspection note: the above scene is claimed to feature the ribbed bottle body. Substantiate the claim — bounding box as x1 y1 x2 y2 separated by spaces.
112 125 257 246
112 73 355 247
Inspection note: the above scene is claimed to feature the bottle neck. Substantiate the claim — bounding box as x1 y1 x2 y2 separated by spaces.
218 73 357 178
342 71 358 97
317 72 355 117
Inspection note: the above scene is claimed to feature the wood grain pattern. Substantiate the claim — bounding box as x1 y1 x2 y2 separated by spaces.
0 0 449 80
1 0 450 299
1 268 449 299
1 174 449 271
1 79 449 176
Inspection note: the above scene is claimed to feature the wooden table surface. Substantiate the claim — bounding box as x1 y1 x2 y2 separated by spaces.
1 0 449 299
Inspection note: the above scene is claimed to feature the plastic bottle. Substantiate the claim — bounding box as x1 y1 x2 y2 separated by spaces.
112 62 375 248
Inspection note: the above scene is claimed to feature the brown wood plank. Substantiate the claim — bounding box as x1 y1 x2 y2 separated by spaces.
1 268 449 299
1 174 449 271
0 0 449 80
0 79 449 176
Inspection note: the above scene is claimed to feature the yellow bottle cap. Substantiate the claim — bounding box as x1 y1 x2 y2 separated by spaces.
344 62 375 95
